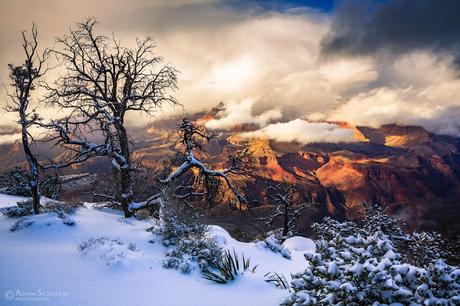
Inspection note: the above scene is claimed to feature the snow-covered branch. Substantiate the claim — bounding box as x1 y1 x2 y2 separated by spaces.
36 18 178 217
161 118 250 210
5 23 50 214
259 181 314 236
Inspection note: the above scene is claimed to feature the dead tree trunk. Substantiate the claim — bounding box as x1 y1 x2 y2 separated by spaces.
117 124 133 217
259 181 313 237
6 24 49 214
40 18 178 217
282 203 289 236
21 117 40 214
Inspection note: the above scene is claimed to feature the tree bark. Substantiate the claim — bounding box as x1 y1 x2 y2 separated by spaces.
120 167 133 217
283 204 289 236
116 123 134 218
21 117 40 214
30 184 40 214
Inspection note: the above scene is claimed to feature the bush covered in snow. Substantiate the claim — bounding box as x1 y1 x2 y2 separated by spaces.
41 198 81 214
0 167 31 196
312 204 404 241
9 211 76 231
2 198 81 219
408 231 447 267
312 205 454 267
311 216 359 241
78 237 139 266
1 200 34 217
257 231 291 259
282 215 460 306
156 188 222 273
0 167 61 199
78 237 123 253
39 174 62 200
362 202 405 239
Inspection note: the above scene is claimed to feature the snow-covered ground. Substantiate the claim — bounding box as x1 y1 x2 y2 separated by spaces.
0 194 30 208
0 194 314 306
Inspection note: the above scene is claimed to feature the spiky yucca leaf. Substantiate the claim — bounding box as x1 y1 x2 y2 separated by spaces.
201 249 256 284
264 271 290 290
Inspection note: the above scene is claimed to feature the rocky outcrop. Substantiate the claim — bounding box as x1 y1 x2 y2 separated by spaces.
1 112 459 234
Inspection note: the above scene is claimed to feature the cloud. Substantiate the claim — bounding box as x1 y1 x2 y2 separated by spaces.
326 84 460 136
1 1 335 124
205 98 282 130
0 133 21 145
1 0 460 138
0 125 21 144
153 12 334 117
0 125 20 135
241 119 358 144
322 0 460 65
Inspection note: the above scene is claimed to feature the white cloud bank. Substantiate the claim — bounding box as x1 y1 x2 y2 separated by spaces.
1 1 460 137
205 99 282 130
241 119 358 145
327 80 460 136
0 133 21 145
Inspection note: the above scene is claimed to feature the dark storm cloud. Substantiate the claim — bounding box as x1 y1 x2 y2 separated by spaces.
1 0 460 137
322 0 460 59
225 0 335 13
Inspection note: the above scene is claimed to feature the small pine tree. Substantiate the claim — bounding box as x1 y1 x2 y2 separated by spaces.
0 167 61 200
39 174 62 200
282 216 460 306
408 231 447 267
311 216 360 241
157 186 222 273
362 202 404 238
1 167 31 197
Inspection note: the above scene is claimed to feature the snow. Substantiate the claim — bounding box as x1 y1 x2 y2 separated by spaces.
60 173 91 181
9 212 76 232
0 194 30 208
0 194 310 306
282 237 316 253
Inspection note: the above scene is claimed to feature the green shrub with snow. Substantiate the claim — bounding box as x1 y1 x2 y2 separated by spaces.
0 167 61 199
1 200 34 217
257 232 292 259
312 204 404 241
156 187 222 273
2 199 79 217
311 216 360 241
407 231 453 267
312 205 453 267
282 216 460 306
2 198 80 230
362 202 405 238
41 198 80 214
0 167 32 197
78 237 139 266
9 211 76 231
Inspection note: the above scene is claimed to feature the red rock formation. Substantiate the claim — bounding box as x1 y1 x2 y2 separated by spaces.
1 111 459 234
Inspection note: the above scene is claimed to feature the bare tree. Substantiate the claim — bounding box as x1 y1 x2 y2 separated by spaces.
41 18 178 217
161 118 250 209
260 181 312 237
5 24 49 214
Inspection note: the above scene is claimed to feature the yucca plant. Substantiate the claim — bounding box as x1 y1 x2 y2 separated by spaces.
201 249 257 284
264 271 290 290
